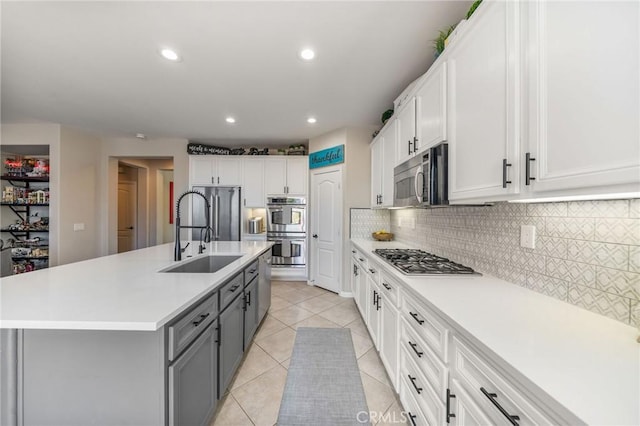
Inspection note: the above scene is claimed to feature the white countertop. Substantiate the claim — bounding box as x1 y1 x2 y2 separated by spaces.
0 241 273 331
352 238 640 426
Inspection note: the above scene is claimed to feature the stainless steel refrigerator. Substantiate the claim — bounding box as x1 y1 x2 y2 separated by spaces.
191 186 241 241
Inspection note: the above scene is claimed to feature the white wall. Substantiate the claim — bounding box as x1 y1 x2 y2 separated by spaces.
99 137 188 255
309 126 375 294
58 126 101 264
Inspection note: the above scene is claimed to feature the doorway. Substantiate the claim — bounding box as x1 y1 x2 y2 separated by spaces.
117 180 137 253
309 166 343 293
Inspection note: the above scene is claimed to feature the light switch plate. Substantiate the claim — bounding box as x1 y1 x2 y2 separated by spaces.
73 223 85 231
520 225 536 249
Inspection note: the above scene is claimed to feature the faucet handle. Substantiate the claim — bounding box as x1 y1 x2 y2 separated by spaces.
181 242 190 253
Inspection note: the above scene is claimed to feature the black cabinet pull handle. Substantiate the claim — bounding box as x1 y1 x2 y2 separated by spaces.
408 412 417 426
408 140 413 155
382 282 392 290
413 136 419 153
446 388 456 423
312 234 318 238
408 375 422 394
480 387 520 425
352 250 356 253
247 291 251 306
192 313 210 327
369 268 376 274
229 284 240 292
376 293 381 311
248 268 256 274
359 258 364 262
372 290 377 306
525 152 536 185
407 412 417 426
502 159 512 188
409 311 425 325
408 341 423 358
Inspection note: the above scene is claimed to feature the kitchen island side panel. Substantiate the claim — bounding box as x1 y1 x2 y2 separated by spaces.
21 329 166 426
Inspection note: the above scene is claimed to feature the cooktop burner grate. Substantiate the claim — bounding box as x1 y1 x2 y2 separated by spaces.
373 249 479 275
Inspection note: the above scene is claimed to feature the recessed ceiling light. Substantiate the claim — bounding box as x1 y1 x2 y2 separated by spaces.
160 48 180 61
225 117 236 124
307 117 317 124
300 48 315 61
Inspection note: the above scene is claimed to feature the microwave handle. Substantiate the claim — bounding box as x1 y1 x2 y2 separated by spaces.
414 168 424 203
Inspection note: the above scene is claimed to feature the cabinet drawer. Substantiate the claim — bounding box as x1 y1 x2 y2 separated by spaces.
364 260 380 285
400 345 446 426
399 374 429 426
220 272 244 311
244 260 259 286
379 270 400 307
451 337 556 426
401 292 449 362
400 317 448 400
351 246 368 267
168 292 218 362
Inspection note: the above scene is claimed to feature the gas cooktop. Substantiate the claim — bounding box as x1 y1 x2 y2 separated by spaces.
373 248 480 276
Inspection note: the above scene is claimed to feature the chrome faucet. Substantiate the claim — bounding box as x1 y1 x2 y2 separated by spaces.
174 190 211 261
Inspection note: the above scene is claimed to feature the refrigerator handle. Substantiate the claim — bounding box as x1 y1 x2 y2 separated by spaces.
214 194 221 240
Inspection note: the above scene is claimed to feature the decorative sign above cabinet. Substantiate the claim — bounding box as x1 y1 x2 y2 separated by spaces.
309 145 344 169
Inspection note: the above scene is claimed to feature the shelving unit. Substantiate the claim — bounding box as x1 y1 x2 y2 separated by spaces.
1 174 50 275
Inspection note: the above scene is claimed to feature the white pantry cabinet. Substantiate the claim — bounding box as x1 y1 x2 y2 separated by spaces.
264 157 308 195
190 157 242 186
522 0 640 195
370 121 397 208
447 0 521 202
396 98 418 166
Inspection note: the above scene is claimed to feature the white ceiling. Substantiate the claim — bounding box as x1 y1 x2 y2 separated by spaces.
1 1 471 145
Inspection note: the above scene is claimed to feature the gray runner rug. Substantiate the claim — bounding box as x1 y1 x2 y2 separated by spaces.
277 327 370 426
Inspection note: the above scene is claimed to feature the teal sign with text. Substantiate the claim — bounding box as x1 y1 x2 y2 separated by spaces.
309 145 344 169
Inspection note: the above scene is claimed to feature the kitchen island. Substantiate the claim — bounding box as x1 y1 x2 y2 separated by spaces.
0 241 273 426
351 238 639 426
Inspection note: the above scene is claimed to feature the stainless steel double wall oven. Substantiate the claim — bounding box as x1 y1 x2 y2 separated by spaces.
266 197 306 268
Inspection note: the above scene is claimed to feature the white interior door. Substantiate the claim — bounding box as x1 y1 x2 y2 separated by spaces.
118 181 137 253
310 167 342 293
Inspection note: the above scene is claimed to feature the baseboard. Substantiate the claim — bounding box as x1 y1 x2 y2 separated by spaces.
271 267 308 281
339 291 354 298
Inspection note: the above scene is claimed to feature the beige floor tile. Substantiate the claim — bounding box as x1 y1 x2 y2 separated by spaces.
297 285 330 298
210 394 253 426
351 329 374 359
271 286 296 298
315 291 352 305
318 301 360 326
269 304 315 326
344 315 370 338
358 348 392 387
277 288 318 304
231 364 288 426
269 296 292 312
291 314 342 330
295 295 341 314
360 372 397 420
254 314 287 340
230 344 280 390
255 327 297 362
375 398 408 426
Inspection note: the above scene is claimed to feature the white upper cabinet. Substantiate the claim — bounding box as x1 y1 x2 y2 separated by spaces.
285 157 309 195
416 63 447 152
447 0 521 203
190 157 241 186
523 0 640 195
396 98 417 166
371 121 397 208
241 158 265 207
264 157 308 195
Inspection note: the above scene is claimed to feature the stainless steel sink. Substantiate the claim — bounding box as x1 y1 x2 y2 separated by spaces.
162 255 243 273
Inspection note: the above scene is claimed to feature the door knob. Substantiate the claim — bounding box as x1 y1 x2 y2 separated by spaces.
312 234 318 238
127 226 134 230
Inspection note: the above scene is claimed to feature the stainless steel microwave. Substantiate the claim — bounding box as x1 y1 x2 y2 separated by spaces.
393 143 448 207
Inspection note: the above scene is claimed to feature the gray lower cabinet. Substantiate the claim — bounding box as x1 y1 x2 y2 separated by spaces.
168 319 218 426
243 277 259 349
219 292 245 393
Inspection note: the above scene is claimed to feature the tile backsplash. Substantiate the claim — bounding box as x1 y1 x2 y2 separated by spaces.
387 199 640 327
349 208 391 240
